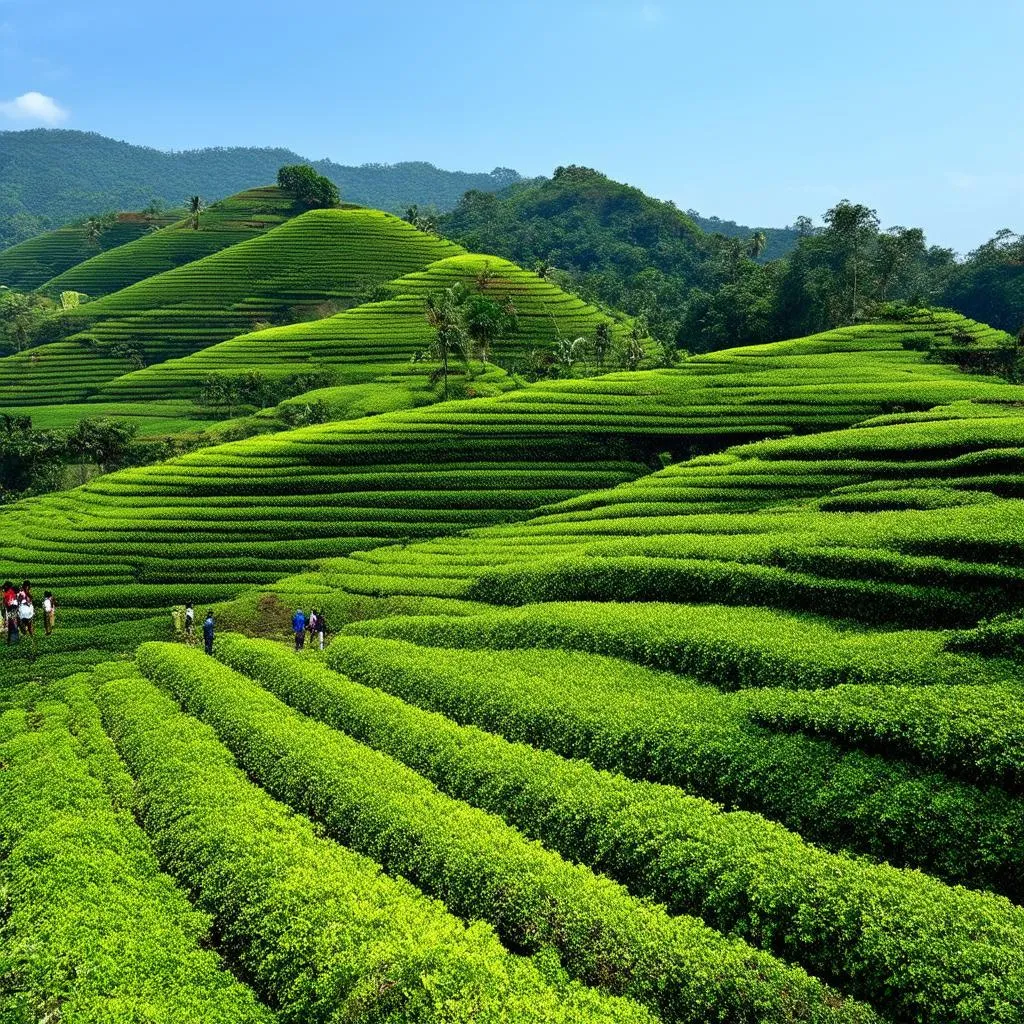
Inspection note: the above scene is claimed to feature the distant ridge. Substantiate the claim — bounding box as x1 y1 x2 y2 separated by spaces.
0 128 523 248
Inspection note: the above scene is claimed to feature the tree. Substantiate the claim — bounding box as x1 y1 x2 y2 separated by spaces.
823 200 880 321
594 321 613 370
748 231 767 260
621 315 649 370
875 227 925 301
186 195 205 230
235 370 274 408
535 259 557 281
423 286 469 399
110 340 147 370
66 418 137 473
793 215 815 237
475 261 496 293
0 289 59 354
554 337 587 374
463 292 516 366
199 373 237 415
276 165 339 208
84 217 104 246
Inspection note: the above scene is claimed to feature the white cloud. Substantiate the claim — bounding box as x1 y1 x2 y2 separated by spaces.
0 91 68 125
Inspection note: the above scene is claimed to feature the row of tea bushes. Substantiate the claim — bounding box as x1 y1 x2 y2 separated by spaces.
0 211 180 291
0 683 273 1023
139 641 872 1024
330 632 1024 897
42 187 301 298
745 681 1024 790
218 634 1024 1024
95 666 657 1024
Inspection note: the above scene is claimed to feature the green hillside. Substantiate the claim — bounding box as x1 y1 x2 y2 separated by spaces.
0 207 463 407
4 309 1024 1024
0 310 1015 612
95 253 633 404
38 186 302 299
0 128 523 248
0 208 179 290
440 165 714 339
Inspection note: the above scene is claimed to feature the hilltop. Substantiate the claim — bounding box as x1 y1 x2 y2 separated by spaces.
0 186 302 296
0 128 523 248
440 166 715 340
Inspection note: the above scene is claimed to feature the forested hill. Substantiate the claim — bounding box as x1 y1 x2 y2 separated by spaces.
0 129 523 248
440 165 719 340
686 213 800 261
440 165 1024 351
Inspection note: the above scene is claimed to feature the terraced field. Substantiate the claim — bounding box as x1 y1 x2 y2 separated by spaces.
95 253 633 404
0 206 462 408
40 187 302 298
3 204 1024 1023
0 210 181 290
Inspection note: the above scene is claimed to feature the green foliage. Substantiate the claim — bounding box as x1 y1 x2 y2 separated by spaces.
139 640 870 1024
745 681 1024 790
0 685 273 1023
332 632 1024 898
96 664 657 1024
276 164 340 208
220 633 1024 1024
441 168 1023 351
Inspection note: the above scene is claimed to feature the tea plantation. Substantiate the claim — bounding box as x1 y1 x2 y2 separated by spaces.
3 194 1024 1024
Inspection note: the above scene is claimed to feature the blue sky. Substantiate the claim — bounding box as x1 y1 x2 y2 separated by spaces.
1 0 1020 252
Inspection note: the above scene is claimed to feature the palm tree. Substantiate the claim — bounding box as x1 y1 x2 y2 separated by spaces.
554 337 587 374
622 316 649 370
186 195 205 230
84 218 103 246
748 231 767 260
423 286 469 399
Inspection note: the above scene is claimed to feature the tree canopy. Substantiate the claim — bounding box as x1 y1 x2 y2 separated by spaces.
276 165 340 209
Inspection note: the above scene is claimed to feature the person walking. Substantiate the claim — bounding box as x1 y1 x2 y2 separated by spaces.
292 608 306 651
42 591 56 636
18 593 34 638
6 606 19 645
307 609 318 646
3 581 15 620
184 603 196 643
203 610 215 656
315 609 326 651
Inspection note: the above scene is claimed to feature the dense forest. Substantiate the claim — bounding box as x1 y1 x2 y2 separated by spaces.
441 166 1024 352
0 129 523 249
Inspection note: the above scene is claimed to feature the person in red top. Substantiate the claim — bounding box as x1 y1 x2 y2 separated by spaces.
2 581 15 614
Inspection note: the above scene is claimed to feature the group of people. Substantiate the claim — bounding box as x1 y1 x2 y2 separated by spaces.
172 602 325 656
172 603 217 655
4 581 56 644
292 607 327 651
